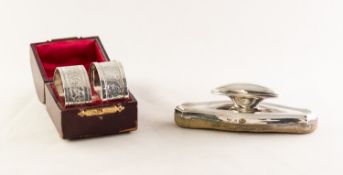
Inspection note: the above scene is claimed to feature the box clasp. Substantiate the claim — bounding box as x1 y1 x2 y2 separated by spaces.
78 105 125 117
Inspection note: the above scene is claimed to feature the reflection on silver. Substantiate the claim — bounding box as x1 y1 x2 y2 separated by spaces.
175 83 318 134
53 65 92 106
90 61 129 101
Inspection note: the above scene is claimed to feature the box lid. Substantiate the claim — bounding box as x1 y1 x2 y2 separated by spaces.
31 36 110 83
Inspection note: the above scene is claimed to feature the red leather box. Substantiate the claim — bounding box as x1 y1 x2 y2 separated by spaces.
30 36 137 139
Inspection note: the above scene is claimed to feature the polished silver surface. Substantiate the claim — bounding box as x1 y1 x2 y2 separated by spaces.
90 61 129 101
175 83 318 133
53 65 92 106
212 83 277 112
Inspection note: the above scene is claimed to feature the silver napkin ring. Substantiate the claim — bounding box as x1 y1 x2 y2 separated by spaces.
53 65 92 106
90 61 129 101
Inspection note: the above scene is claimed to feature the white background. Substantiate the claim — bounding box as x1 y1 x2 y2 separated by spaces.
0 0 342 174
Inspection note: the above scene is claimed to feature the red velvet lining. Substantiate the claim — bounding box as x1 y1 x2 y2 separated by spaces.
34 38 107 81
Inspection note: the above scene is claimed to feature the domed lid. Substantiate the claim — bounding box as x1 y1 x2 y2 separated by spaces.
212 83 277 98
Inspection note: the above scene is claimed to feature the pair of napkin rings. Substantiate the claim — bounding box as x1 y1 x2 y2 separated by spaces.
53 60 129 107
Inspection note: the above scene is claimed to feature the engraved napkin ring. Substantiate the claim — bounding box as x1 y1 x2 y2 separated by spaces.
53 65 92 106
90 61 129 101
175 83 318 134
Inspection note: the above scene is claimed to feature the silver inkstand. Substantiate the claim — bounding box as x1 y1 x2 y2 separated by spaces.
175 83 317 134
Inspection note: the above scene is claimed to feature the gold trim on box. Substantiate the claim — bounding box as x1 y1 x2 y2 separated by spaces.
78 105 125 117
